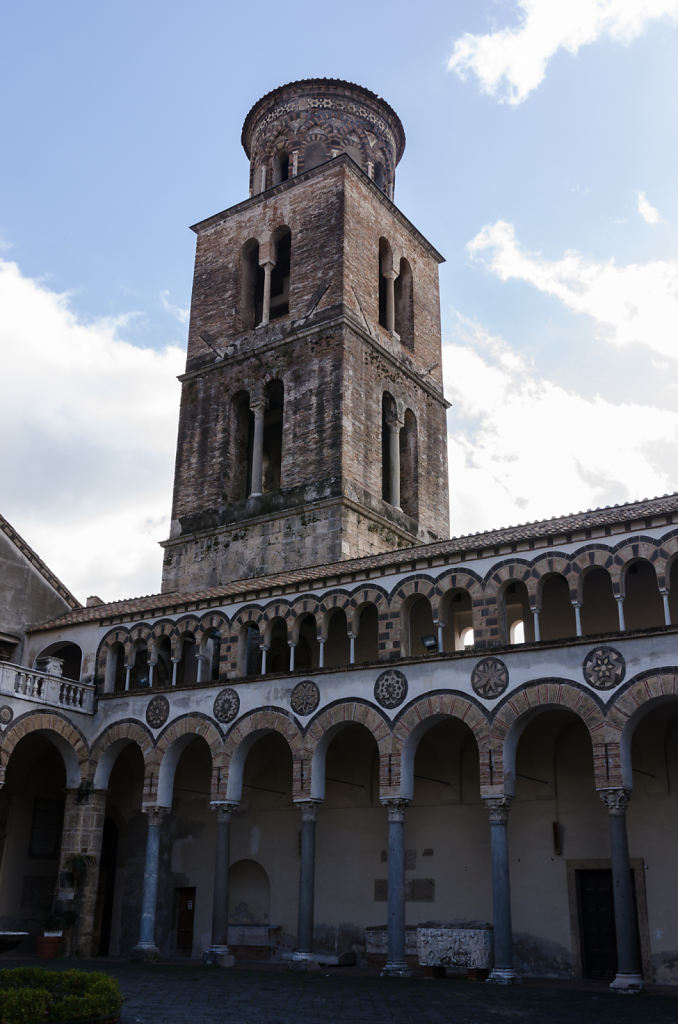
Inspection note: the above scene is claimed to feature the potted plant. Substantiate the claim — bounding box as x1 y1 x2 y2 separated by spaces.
36 909 76 959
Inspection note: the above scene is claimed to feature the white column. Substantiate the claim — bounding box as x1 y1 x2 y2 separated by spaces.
259 260 275 327
289 642 296 672
171 658 179 687
572 601 582 637
531 607 541 642
148 663 154 688
435 621 444 653
249 403 265 496
124 664 131 691
260 645 269 675
196 652 204 685
384 269 397 334
387 417 403 509
348 633 356 665
660 589 671 626
318 639 325 669
616 596 626 631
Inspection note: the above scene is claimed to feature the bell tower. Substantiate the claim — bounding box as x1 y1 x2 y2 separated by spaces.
161 79 450 593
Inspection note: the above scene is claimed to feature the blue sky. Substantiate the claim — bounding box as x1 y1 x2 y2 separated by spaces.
2 0 678 601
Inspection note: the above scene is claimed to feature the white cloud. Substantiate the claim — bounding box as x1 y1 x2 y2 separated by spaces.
448 0 678 104
0 258 184 603
444 313 678 535
467 220 678 361
637 190 663 224
160 289 190 324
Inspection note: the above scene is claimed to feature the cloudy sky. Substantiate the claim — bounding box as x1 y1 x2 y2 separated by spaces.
2 0 678 602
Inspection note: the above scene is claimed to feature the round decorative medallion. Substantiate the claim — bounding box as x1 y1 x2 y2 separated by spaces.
583 647 625 690
213 687 240 724
471 657 509 699
290 680 320 716
146 695 169 729
374 669 408 710
0 705 13 726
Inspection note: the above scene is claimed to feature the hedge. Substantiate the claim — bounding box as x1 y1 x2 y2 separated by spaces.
0 968 123 1024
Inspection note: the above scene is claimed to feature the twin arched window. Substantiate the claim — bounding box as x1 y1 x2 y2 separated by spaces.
240 227 291 330
378 240 413 349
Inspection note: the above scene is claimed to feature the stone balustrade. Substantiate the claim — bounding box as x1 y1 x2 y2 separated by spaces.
0 662 96 714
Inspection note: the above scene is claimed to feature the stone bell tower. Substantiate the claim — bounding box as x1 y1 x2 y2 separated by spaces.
161 79 450 593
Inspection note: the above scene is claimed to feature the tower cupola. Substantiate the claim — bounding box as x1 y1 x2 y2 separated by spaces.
241 78 405 199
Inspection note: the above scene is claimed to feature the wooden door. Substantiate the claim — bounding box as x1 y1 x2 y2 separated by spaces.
175 887 195 956
576 869 617 979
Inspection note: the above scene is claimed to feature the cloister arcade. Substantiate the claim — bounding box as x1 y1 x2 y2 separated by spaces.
0 669 676 982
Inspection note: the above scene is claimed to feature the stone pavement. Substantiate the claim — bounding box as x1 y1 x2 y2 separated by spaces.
6 959 678 1024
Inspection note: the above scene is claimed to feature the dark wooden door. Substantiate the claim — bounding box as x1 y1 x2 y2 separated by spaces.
577 869 617 979
176 887 195 955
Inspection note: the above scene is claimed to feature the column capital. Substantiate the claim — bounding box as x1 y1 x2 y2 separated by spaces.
294 799 322 823
382 268 398 281
142 805 170 822
483 795 512 824
258 257 276 270
380 798 410 822
385 412 404 432
210 801 239 822
598 787 632 816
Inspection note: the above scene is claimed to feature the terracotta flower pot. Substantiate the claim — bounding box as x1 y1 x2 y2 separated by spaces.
36 933 61 959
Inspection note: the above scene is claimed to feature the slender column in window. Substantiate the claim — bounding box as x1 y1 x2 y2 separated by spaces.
616 596 626 631
571 601 582 637
260 644 269 674
348 632 356 665
387 415 403 508
384 269 397 334
259 260 275 326
289 641 296 672
434 620 444 653
148 662 154 688
318 638 325 669
132 807 168 959
249 402 265 496
531 606 541 642
598 788 643 991
208 801 239 966
124 662 131 691
660 589 671 626
380 798 411 976
293 800 322 963
171 657 179 687
484 795 515 984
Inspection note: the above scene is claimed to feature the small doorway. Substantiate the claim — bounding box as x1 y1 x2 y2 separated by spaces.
576 869 617 979
175 887 196 956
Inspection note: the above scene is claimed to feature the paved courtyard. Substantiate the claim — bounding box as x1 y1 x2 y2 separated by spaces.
6 959 678 1024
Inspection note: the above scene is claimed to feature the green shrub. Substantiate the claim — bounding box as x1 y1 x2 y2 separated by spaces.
0 968 123 1023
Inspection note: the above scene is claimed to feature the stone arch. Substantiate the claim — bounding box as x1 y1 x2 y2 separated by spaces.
491 680 607 794
345 585 389 633
432 569 483 618
394 693 490 801
569 544 620 601
149 714 225 806
485 559 537 603
128 622 153 645
90 720 155 789
613 537 663 593
532 553 575 602
606 668 678 788
260 600 295 645
316 590 353 639
288 595 322 643
95 626 130 685
0 711 89 788
222 709 303 802
149 618 175 642
304 701 392 801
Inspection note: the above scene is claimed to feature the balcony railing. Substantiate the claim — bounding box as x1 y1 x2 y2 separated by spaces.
0 662 96 714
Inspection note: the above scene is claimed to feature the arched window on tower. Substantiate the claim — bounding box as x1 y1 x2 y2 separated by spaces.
269 227 291 320
262 379 284 493
400 409 418 521
394 258 413 350
373 161 386 192
273 150 290 185
240 238 265 330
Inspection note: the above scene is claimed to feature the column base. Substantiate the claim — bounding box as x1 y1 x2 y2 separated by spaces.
289 951 319 972
381 960 412 978
131 942 161 962
486 967 516 985
203 945 234 967
609 973 643 993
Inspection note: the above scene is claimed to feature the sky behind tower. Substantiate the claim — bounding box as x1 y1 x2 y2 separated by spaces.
2 0 677 601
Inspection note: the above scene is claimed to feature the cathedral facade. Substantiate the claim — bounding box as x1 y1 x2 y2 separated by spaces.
2 80 678 991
